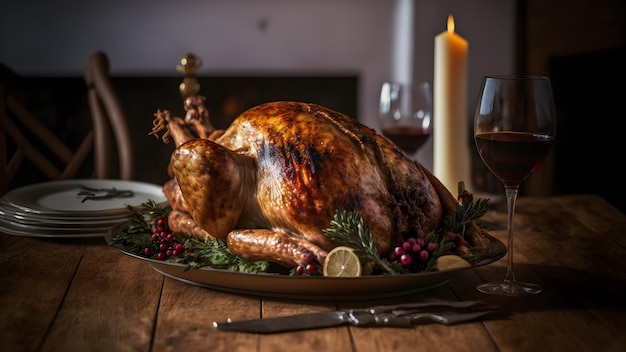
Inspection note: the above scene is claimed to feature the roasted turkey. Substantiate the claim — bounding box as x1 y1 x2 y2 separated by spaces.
150 98 489 269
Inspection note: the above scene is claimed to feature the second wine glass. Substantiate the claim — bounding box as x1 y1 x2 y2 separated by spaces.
474 75 557 296
379 81 432 157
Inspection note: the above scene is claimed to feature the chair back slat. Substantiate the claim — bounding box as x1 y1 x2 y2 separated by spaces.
7 95 74 163
85 52 133 181
1 52 134 195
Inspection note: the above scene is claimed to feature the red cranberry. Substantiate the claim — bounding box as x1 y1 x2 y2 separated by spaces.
400 254 412 266
305 263 316 275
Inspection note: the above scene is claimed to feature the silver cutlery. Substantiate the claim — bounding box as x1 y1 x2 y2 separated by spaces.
213 300 495 333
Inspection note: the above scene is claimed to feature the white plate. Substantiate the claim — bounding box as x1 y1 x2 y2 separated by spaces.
106 222 507 300
2 179 166 216
0 217 122 232
0 204 126 228
0 199 132 222
0 218 119 238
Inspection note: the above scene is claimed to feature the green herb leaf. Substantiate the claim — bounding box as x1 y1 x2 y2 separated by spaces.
442 192 489 238
113 200 269 274
423 231 455 271
174 237 270 273
322 210 397 274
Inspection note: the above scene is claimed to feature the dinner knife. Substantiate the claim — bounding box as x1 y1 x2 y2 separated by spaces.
212 300 493 334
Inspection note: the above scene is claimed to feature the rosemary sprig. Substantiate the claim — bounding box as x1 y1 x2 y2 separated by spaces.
321 183 491 275
113 186 491 277
112 225 153 254
121 199 171 231
112 200 269 274
173 237 270 273
423 231 455 272
112 200 170 253
442 182 489 237
322 210 397 274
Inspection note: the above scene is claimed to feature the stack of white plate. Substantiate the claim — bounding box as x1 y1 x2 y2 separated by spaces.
0 179 167 238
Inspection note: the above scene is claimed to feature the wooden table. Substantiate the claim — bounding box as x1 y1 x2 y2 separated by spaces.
1 194 625 352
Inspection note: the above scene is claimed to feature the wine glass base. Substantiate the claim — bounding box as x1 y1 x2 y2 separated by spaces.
477 281 542 296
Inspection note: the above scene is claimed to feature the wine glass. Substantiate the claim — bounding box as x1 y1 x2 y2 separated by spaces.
473 75 556 296
379 81 433 157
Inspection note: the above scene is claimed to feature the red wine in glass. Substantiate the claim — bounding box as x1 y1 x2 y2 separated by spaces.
473 75 557 297
382 126 432 155
379 81 432 157
475 131 555 188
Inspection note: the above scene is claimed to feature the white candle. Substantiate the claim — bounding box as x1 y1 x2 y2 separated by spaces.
433 14 470 195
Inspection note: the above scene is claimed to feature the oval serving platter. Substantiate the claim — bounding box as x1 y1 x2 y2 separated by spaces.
105 221 506 300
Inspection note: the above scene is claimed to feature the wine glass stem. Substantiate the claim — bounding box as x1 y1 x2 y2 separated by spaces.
504 187 519 284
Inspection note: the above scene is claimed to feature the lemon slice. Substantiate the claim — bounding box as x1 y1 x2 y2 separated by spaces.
323 246 362 277
435 255 472 270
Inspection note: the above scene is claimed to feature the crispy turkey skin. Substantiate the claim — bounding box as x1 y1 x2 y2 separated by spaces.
152 100 487 268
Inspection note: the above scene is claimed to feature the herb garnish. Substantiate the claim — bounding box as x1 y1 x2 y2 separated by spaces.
171 237 270 273
111 200 169 253
321 183 490 275
112 183 491 276
443 181 489 237
322 210 398 274
112 200 269 273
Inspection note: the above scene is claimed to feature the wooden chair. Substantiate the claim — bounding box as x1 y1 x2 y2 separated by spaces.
0 52 134 195
85 51 133 181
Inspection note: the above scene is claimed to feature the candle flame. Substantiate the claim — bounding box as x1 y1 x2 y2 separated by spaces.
447 14 455 34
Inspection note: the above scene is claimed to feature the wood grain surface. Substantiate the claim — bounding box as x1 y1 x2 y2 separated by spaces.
1 194 625 352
